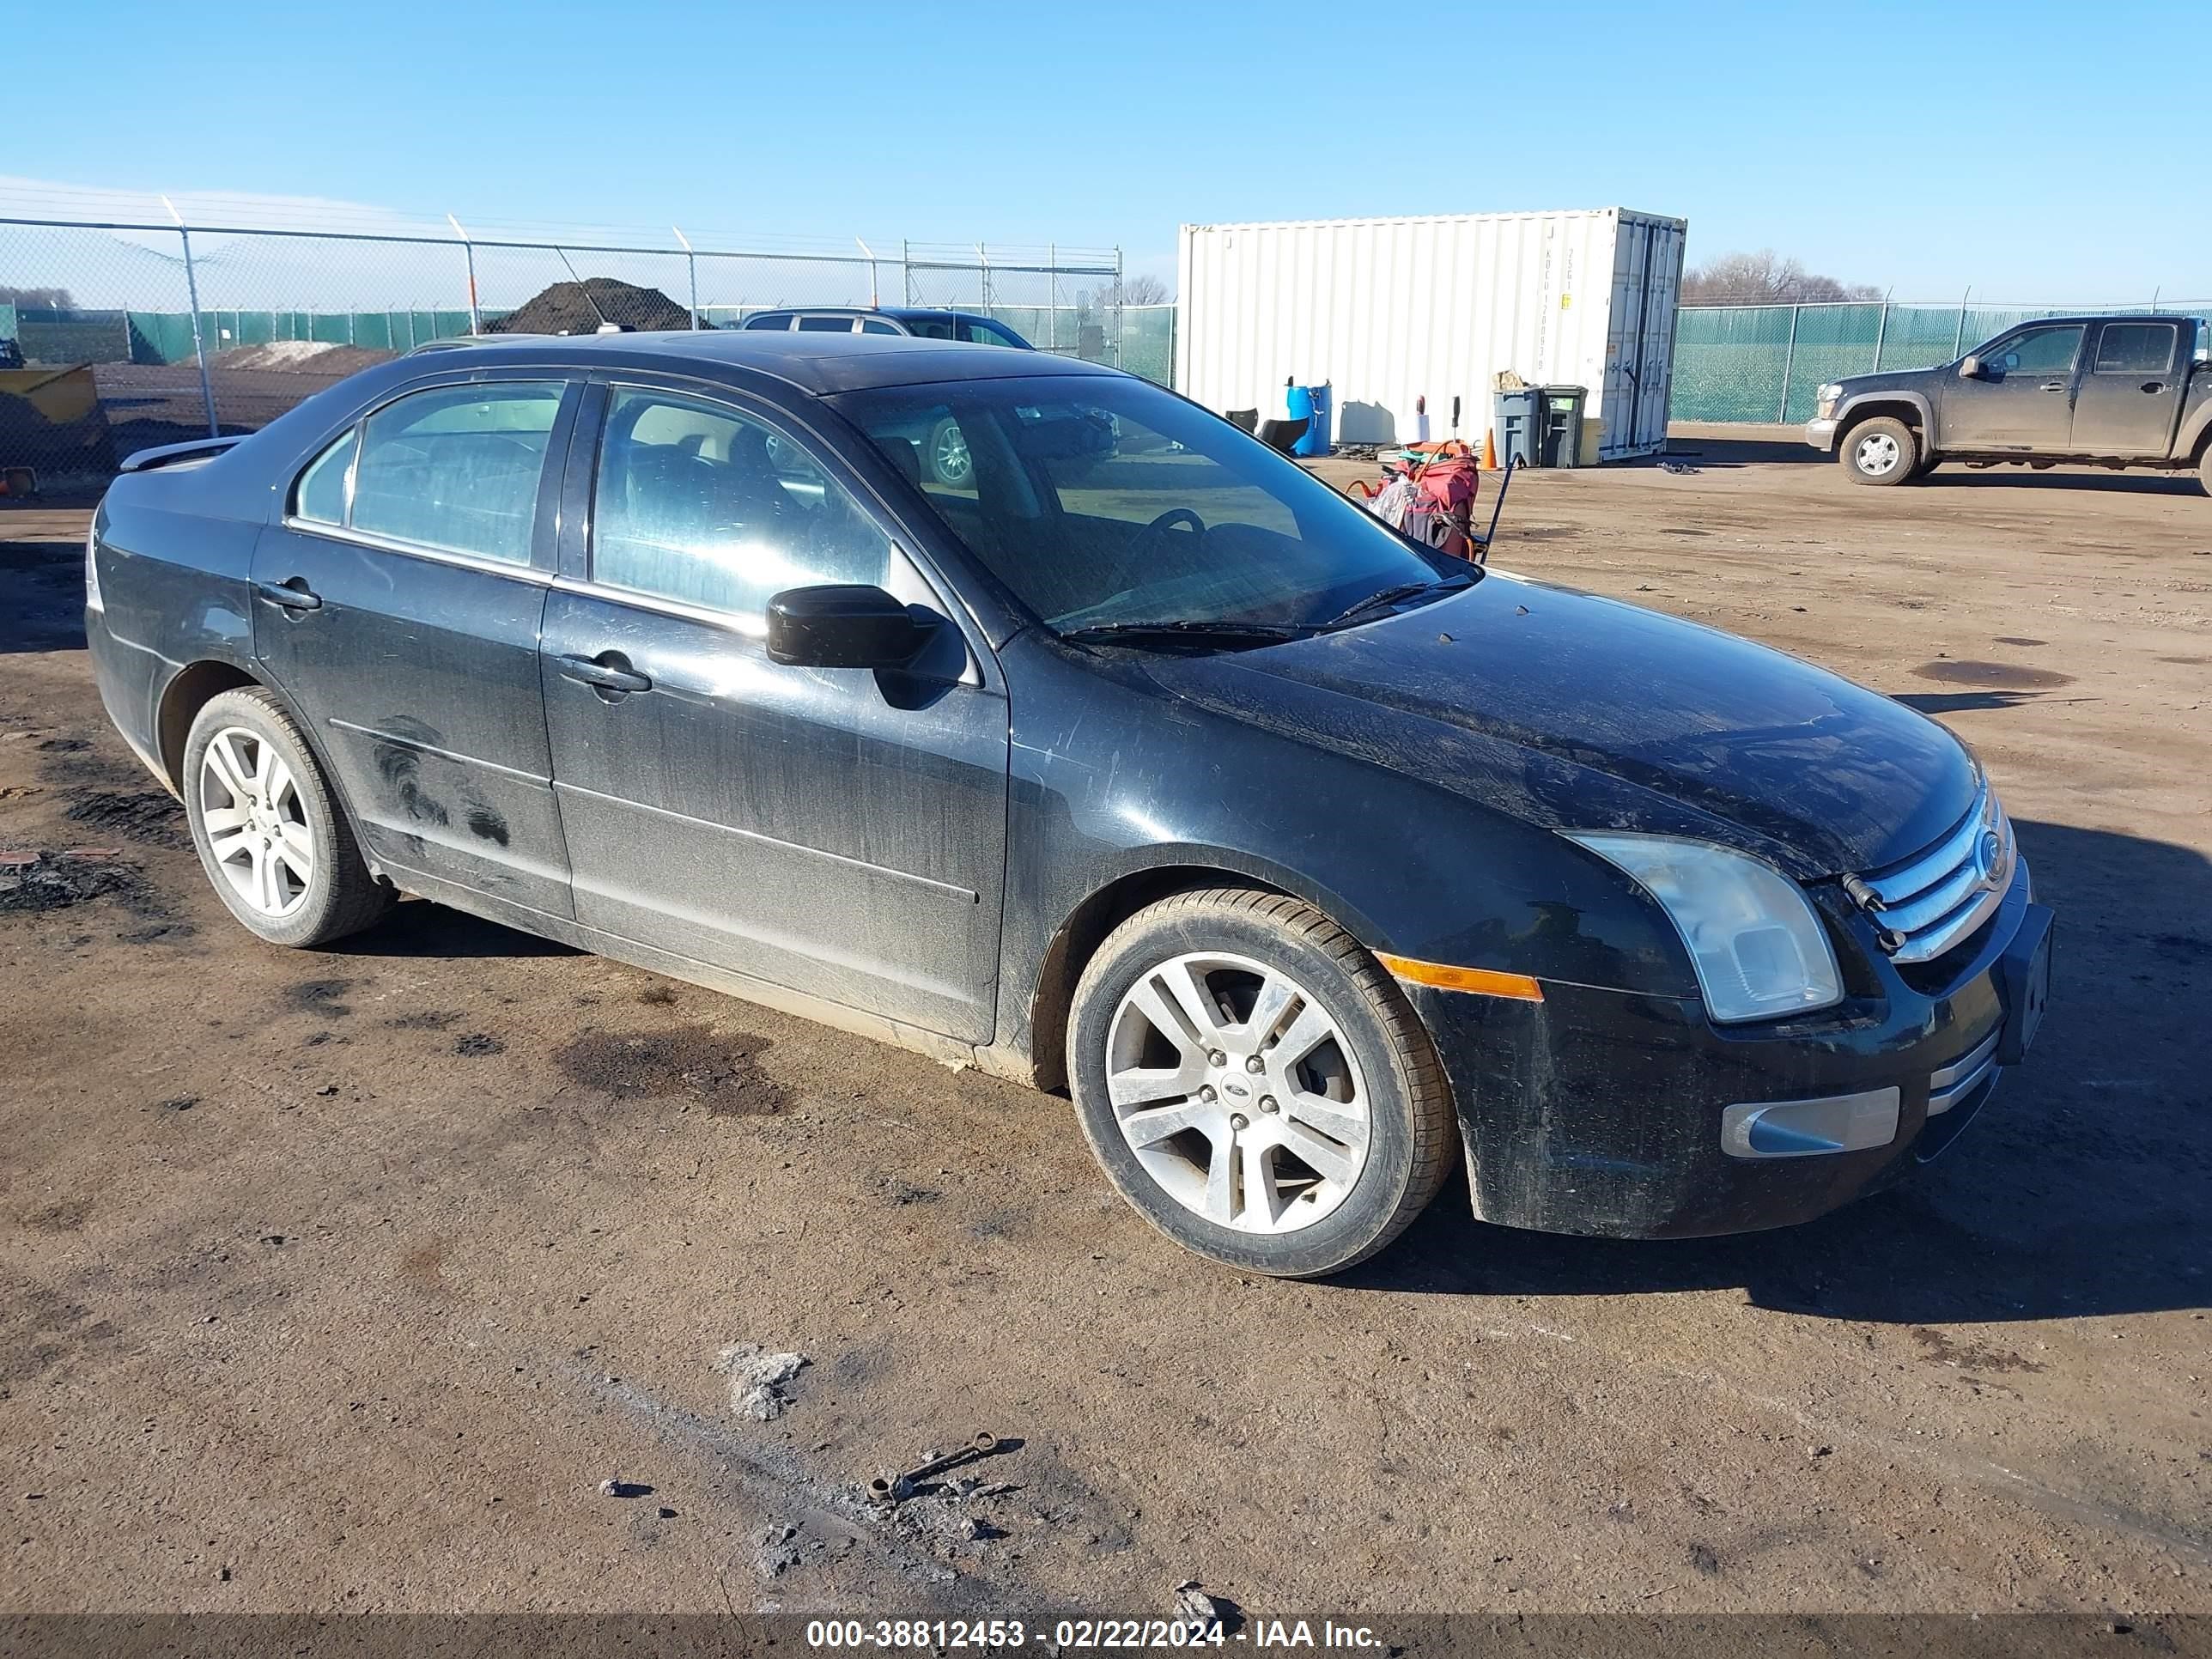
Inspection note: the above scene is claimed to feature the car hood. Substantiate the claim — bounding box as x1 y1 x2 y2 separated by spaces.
1143 574 1978 879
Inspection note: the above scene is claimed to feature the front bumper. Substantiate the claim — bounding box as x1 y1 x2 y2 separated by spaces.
1407 861 2049 1238
1804 416 1838 452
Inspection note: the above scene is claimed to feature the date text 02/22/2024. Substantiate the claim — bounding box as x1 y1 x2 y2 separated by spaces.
803 1617 1389 1650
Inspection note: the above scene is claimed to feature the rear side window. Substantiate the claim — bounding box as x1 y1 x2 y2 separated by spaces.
797 316 856 333
349 382 563 564
742 313 793 331
860 319 900 336
591 388 890 619
2093 323 2177 375
293 430 355 526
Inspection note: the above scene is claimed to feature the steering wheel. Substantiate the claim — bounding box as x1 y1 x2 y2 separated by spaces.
1130 507 1205 555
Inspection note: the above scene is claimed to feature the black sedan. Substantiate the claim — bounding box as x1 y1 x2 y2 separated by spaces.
83 331 2053 1277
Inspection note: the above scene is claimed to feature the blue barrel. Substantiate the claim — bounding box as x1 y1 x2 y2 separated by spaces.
1295 382 1332 456
1285 382 1315 450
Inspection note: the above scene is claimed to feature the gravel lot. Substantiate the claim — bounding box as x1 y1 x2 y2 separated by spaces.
3 431 2208 1621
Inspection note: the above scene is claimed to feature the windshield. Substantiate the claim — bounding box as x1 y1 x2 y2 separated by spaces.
831 375 1453 635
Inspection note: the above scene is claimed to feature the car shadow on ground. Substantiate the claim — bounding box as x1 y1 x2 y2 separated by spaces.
1918 469 2205 496
1352 817 2212 1326
0 528 90 655
1657 435 1823 468
331 896 579 960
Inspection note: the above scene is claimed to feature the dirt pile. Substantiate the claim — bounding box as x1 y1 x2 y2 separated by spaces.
488 278 696 336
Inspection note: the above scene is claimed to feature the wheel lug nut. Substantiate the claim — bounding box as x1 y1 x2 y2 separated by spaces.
1229 1113 1249 1131
1199 1085 1216 1103
1207 1050 1226 1067
1259 1097 1278 1113
1244 1055 1264 1074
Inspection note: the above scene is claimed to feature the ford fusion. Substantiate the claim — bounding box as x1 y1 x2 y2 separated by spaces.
84 331 2053 1277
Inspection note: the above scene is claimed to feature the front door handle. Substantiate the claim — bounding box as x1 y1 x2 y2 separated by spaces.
2037 381 2068 393
557 653 652 695
2141 381 2166 393
254 577 322 611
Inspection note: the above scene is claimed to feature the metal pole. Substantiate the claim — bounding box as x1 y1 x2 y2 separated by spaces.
163 198 219 439
1113 247 1125 368
450 214 481 334
1871 299 1889 371
674 226 699 327
978 242 990 313
1776 304 1799 424
1048 243 1058 351
855 237 878 309
1952 287 1971 359
902 239 913 307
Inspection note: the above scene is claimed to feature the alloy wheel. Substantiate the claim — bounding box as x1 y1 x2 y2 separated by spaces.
198 726 314 918
1104 951 1372 1233
1855 431 1901 477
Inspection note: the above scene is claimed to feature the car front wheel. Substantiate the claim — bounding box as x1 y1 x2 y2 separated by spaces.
1067 887 1457 1278
927 416 972 487
183 687 392 947
1840 416 1919 485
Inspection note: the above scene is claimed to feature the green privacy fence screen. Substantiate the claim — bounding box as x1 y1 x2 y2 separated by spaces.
1672 301 2212 425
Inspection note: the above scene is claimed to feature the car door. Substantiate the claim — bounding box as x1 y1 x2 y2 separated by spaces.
538 378 1009 1041
2071 320 2184 458
1938 322 2085 450
252 374 581 919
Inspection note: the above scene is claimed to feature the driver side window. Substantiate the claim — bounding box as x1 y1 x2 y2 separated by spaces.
1989 325 2083 377
591 389 890 619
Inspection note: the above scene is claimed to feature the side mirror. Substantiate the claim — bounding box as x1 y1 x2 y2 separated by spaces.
1959 356 1984 380
766 584 936 669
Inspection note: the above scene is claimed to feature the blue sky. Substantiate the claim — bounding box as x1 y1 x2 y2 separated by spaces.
6 0 2204 301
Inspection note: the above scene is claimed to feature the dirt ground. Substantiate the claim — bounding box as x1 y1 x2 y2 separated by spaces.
2 429 2208 1625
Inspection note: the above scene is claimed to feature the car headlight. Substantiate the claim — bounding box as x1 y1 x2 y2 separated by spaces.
1814 383 1842 416
85 514 102 612
1564 833 1844 1024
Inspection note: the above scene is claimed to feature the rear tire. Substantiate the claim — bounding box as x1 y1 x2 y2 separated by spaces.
183 687 392 947
1066 887 1456 1278
1840 416 1919 485
926 416 972 488
2198 444 2211 498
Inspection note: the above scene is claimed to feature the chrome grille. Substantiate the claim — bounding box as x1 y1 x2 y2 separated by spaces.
1856 785 2015 964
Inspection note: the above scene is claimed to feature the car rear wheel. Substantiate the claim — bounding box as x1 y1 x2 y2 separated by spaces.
1841 416 1919 485
2198 444 2212 498
927 416 973 488
1066 887 1456 1278
183 688 392 947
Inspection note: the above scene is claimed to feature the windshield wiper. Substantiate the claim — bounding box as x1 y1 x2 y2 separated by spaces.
1056 618 1311 651
1322 574 1475 631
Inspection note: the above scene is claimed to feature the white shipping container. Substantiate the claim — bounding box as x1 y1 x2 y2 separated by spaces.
1176 208 1687 461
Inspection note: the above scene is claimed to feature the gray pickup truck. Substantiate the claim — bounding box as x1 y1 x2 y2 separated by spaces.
1806 313 2212 493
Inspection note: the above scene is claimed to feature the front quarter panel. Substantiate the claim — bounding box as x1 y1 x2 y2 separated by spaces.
995 635 1699 1065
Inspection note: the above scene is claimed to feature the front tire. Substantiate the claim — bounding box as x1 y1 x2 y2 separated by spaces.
183 687 392 947
1840 416 1919 485
1066 888 1456 1278
2198 444 2211 498
927 416 972 488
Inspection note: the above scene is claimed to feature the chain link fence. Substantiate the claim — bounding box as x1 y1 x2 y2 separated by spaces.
1 215 1132 489
1673 299 2212 425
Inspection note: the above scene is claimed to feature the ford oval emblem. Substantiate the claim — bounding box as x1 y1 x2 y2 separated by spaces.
1974 829 2002 884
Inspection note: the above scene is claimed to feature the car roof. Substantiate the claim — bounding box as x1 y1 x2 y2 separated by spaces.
402 328 1114 394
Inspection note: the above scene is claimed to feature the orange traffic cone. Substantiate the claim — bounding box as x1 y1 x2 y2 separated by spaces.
1480 428 1498 471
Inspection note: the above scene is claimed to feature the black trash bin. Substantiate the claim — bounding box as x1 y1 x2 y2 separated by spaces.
1492 389 1540 468
1538 385 1588 468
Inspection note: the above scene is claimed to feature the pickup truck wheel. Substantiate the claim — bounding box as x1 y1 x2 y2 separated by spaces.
1841 416 1918 485
2198 446 2212 497
1066 887 1456 1279
183 688 392 948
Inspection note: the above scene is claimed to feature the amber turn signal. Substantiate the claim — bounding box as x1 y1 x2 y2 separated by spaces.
1375 953 1545 1001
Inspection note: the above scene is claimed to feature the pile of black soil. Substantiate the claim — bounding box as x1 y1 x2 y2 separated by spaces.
64 789 187 848
488 279 697 336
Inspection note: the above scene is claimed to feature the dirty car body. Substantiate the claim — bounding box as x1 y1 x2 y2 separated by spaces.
85 331 2053 1266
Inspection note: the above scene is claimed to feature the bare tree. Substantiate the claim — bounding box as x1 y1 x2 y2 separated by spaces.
1680 251 1880 306
0 284 76 309
1107 274 1171 307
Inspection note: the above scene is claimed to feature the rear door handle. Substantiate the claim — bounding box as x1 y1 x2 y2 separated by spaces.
2037 381 2068 393
557 653 652 695
2140 381 2166 393
254 578 322 611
